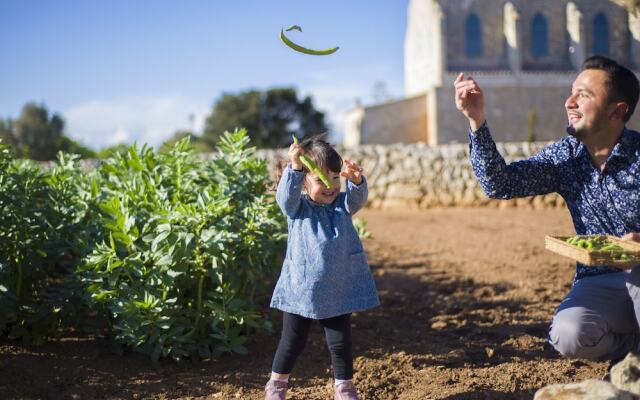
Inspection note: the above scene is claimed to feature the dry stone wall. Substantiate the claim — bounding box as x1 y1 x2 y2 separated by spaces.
67 141 566 209
255 141 566 210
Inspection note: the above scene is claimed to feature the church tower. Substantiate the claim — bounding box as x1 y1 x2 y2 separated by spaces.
405 0 445 96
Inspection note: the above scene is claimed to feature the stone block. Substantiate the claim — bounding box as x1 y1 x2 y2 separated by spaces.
386 183 424 200
534 379 632 400
611 352 640 395
381 198 421 209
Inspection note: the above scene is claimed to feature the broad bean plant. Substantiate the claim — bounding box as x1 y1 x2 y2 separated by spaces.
0 130 287 362
78 129 286 361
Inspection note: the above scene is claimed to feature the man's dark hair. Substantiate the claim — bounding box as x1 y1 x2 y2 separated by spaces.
582 55 640 122
300 135 342 174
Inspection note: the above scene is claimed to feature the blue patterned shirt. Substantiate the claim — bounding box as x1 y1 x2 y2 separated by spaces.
270 165 380 319
469 122 640 281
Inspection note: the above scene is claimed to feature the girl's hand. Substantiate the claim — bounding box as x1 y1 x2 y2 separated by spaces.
289 143 304 171
340 159 363 185
622 232 640 242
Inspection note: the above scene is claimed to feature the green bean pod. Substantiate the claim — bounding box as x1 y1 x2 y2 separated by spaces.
280 27 339 56
292 135 332 189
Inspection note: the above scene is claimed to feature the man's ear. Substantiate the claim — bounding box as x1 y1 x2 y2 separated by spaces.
610 102 629 121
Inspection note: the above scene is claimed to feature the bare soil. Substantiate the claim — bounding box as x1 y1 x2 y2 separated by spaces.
0 208 610 400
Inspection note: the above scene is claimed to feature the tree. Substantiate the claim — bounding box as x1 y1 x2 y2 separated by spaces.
0 119 18 155
203 87 328 148
3 103 95 160
14 103 65 160
59 135 97 159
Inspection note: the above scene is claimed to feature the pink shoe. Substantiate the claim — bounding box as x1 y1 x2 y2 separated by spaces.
265 379 288 400
334 381 360 400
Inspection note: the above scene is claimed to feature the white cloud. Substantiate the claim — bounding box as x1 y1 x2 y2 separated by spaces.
64 96 209 150
112 126 130 143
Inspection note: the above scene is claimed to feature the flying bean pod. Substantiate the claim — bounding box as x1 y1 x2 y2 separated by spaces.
280 26 339 56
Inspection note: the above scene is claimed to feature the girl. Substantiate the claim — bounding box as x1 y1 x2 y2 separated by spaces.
264 137 379 400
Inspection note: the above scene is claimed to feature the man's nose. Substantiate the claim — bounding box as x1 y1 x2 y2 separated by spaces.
565 93 578 109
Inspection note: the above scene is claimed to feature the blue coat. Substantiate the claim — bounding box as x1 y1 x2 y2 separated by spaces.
270 165 380 319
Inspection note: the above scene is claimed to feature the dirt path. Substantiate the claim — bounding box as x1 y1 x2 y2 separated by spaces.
0 208 610 399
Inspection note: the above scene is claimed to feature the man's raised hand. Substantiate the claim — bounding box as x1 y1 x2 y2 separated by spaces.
454 73 485 131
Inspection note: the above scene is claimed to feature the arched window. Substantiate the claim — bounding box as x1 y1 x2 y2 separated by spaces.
531 13 549 58
465 13 483 58
593 13 609 56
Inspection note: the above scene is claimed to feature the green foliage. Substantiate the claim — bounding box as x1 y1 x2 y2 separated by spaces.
0 120 18 152
203 88 328 148
526 108 537 143
97 143 129 159
159 130 213 154
0 129 287 362
13 103 65 161
59 135 97 159
0 147 94 343
78 130 286 361
1 102 97 160
353 218 373 240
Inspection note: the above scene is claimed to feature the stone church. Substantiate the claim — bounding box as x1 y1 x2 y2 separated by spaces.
343 0 640 147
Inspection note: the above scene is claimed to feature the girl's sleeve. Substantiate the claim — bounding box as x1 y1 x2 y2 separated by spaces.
276 164 305 218
344 176 368 215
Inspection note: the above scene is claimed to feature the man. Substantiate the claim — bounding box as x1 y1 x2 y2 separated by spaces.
454 55 640 363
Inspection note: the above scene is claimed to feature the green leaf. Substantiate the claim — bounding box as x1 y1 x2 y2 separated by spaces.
151 230 171 253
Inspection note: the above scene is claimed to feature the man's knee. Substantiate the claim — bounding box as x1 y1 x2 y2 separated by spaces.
549 313 608 360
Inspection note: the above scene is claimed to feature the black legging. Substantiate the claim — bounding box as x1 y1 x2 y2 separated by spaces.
271 312 353 379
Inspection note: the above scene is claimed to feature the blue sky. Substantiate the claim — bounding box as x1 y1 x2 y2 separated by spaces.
0 1 408 150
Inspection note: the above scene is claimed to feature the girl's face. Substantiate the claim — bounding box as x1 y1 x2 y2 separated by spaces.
304 169 341 204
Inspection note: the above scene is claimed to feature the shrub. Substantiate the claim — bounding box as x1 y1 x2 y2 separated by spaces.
78 129 286 361
0 147 92 343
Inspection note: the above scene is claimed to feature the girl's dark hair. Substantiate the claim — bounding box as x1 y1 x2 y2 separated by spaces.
273 135 342 187
299 136 343 174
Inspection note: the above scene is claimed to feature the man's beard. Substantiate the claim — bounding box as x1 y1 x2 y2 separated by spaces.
566 122 584 140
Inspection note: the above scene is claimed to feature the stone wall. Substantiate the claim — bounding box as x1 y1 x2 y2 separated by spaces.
67 141 566 210
256 141 566 210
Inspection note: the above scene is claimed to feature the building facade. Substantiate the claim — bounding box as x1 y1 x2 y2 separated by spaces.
344 0 640 147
